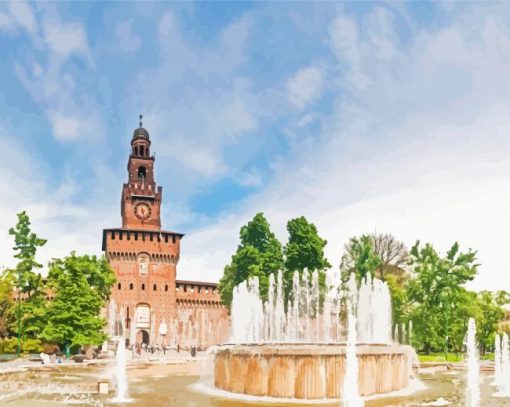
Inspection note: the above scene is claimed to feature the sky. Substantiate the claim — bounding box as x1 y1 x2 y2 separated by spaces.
1 1 510 291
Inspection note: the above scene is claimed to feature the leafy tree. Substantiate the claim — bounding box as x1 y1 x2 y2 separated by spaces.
475 291 507 355
341 233 408 281
0 270 14 338
40 253 116 350
340 235 381 282
219 213 284 308
407 241 478 356
340 234 411 337
284 216 331 272
7 211 47 340
284 216 331 302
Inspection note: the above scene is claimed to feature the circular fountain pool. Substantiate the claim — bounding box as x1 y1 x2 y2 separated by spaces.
214 343 415 400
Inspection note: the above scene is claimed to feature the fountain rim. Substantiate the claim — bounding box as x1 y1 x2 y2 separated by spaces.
213 342 414 356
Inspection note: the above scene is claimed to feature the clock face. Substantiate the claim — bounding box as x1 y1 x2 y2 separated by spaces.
134 202 151 220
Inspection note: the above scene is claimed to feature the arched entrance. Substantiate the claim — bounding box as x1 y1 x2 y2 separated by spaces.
137 330 150 345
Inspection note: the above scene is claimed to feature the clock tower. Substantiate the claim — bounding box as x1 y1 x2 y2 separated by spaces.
102 116 230 349
121 120 162 230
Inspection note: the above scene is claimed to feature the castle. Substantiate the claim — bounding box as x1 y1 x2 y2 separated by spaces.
102 120 229 348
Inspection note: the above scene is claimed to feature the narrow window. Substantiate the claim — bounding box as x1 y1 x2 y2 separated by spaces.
165 234 168 243
118 283 121 290
111 231 115 240
140 145 144 156
137 166 146 181
129 283 133 290
172 235 176 244
165 285 168 292
153 284 157 291
141 284 145 291
150 233 153 241
183 285 187 293
135 232 138 241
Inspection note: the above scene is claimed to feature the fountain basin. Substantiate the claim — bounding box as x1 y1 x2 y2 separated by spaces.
214 343 414 400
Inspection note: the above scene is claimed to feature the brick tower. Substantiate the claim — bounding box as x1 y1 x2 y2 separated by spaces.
102 118 230 349
102 118 182 346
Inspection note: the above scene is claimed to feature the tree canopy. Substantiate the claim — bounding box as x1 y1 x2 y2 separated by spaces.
219 214 332 308
40 253 116 349
340 235 381 282
7 211 47 339
407 241 478 355
219 213 284 307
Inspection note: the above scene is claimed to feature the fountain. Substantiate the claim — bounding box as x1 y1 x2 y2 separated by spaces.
342 313 364 407
493 332 510 396
110 337 130 403
465 318 480 407
213 270 415 400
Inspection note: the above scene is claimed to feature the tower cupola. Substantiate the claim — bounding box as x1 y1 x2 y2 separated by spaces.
131 114 151 157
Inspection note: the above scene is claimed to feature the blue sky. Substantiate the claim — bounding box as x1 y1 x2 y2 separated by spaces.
2 1 510 291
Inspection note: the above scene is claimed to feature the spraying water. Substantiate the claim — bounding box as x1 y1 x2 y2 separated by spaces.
342 313 364 407
465 318 480 407
229 271 392 344
493 334 502 387
493 333 510 396
111 337 130 403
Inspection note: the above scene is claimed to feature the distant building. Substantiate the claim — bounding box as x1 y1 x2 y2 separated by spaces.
102 121 229 348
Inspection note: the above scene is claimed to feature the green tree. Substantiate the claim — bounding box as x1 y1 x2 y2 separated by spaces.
475 291 507 355
0 270 14 338
407 241 478 356
340 234 410 339
7 211 47 344
284 216 331 273
40 253 116 350
340 235 381 282
219 213 284 308
284 216 331 302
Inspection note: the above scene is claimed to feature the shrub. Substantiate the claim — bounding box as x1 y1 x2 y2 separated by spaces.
0 338 18 354
22 338 44 354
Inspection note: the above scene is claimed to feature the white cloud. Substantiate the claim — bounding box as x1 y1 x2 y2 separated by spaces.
115 19 142 53
176 5 510 294
5 3 101 143
0 130 116 273
0 12 9 30
8 1 37 36
286 66 325 109
49 113 81 141
41 18 89 59
236 168 263 187
135 17 263 180
297 114 315 127
158 12 174 39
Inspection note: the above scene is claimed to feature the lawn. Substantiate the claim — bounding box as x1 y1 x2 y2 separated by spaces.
418 352 495 363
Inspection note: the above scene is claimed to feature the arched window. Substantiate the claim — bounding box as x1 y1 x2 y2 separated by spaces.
140 145 145 156
138 166 146 181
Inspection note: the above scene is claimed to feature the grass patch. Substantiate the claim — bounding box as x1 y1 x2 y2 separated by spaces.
418 353 464 363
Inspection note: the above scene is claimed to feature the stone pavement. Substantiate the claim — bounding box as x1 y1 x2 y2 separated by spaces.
0 350 209 375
